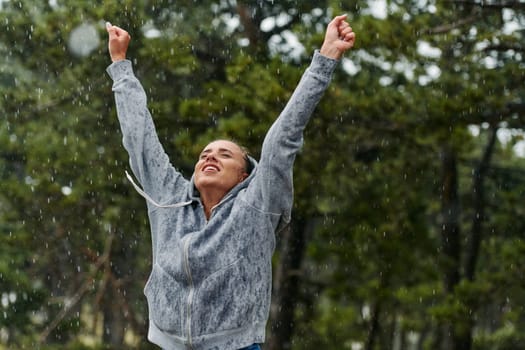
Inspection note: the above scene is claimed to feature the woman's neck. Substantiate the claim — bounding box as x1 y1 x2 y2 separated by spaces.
199 188 227 219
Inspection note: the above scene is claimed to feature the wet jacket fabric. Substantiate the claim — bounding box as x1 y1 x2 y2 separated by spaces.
106 51 338 350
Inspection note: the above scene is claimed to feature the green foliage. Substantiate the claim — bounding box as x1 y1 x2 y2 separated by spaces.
0 0 524 349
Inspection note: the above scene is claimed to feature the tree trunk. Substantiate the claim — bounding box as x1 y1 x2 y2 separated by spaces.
455 126 498 350
236 2 268 57
102 293 125 346
439 128 498 350
364 301 382 350
465 126 497 281
440 145 461 294
267 217 308 350
440 145 462 350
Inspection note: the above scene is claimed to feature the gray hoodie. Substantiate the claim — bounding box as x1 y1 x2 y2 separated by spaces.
106 51 338 350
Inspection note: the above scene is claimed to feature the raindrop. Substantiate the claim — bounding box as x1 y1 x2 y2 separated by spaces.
1 294 8 308
61 186 72 196
8 293 16 304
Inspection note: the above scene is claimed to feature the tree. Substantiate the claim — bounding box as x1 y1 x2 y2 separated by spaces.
1 1 524 349
0 1 156 347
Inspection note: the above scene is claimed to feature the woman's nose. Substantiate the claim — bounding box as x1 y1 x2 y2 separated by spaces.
204 152 217 161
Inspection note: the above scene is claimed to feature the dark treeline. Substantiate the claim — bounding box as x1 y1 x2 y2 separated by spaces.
0 1 524 349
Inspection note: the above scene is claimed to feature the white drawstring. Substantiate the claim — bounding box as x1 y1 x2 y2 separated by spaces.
125 171 193 208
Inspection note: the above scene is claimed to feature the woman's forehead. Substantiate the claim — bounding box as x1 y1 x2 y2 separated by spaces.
201 140 243 154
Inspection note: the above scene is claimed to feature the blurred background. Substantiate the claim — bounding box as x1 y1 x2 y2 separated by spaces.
0 0 524 349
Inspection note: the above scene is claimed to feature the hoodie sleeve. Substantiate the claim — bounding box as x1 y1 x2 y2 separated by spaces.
106 60 189 205
244 51 338 229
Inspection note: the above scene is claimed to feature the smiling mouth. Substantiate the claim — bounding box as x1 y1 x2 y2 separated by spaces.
203 165 220 172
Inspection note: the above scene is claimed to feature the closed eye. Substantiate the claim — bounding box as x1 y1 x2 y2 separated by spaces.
198 147 235 159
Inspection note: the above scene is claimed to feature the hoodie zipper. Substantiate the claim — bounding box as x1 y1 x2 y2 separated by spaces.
183 235 194 349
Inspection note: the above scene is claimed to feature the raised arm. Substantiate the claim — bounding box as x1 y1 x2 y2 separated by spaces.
245 15 355 229
106 24 189 206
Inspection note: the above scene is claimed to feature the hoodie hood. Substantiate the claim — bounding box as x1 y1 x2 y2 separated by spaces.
126 156 259 209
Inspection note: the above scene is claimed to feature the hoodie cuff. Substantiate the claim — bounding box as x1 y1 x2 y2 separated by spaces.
310 50 338 78
106 59 134 81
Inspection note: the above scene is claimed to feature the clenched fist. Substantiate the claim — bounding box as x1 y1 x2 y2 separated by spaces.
106 22 131 62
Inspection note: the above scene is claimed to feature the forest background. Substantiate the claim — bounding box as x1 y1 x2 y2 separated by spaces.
0 1 524 349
